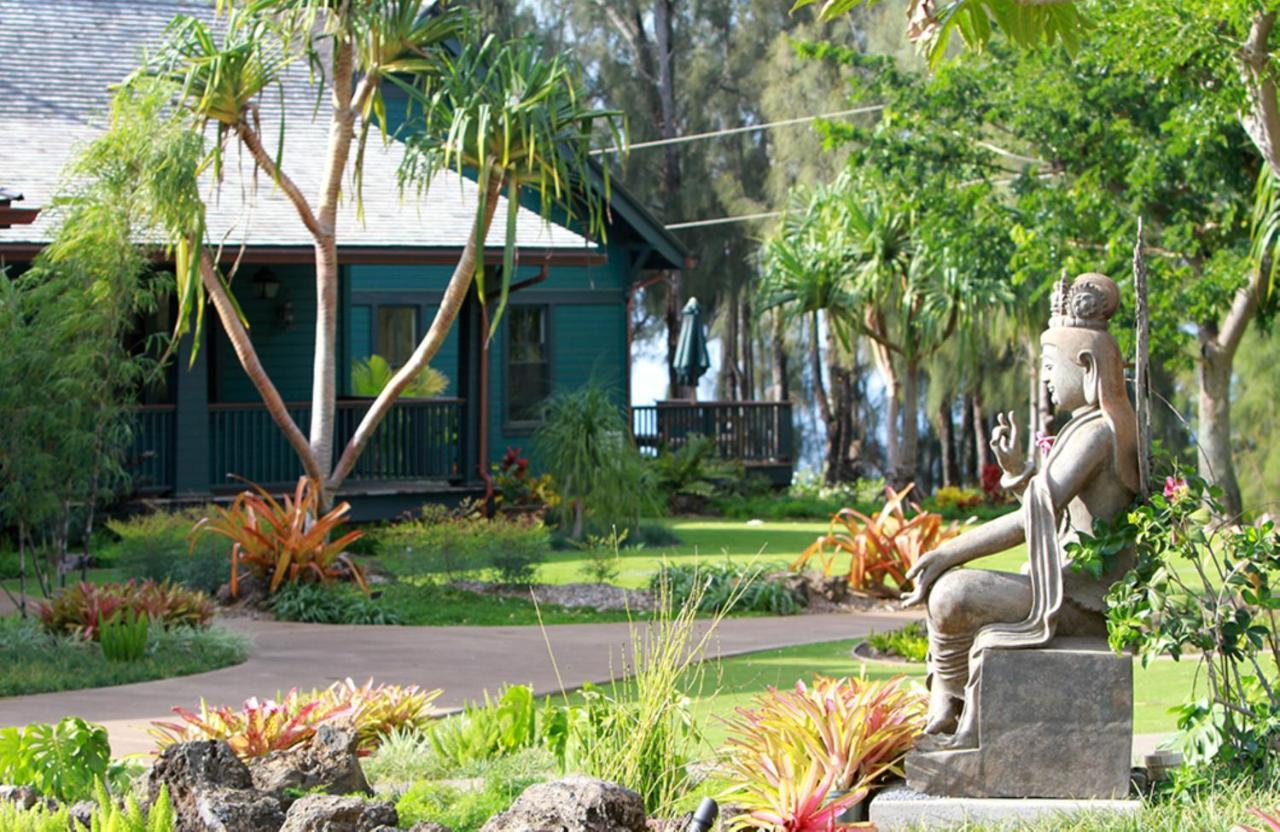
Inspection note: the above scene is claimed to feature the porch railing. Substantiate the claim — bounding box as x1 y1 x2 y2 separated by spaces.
631 400 794 465
129 404 177 493
208 398 464 489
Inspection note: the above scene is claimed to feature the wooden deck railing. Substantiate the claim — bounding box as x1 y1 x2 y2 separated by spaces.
631 400 794 465
129 399 465 494
208 398 464 488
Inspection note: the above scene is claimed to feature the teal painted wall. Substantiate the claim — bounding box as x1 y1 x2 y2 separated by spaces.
215 264 316 403
348 264 462 396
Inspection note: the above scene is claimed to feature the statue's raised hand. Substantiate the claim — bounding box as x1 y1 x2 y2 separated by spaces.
990 410 1025 477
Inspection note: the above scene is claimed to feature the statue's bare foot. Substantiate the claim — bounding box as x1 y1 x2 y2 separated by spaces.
923 687 962 736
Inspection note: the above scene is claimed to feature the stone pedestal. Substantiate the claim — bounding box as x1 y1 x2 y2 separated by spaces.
869 784 1141 830
906 637 1132 799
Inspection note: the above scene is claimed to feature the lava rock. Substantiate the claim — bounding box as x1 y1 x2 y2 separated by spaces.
478 776 646 832
278 794 398 832
68 800 97 829
147 740 284 832
0 784 48 811
249 726 371 808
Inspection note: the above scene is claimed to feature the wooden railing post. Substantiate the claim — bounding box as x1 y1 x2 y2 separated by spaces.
173 331 212 496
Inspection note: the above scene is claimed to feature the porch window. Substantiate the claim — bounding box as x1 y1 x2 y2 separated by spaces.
507 305 550 427
376 305 418 369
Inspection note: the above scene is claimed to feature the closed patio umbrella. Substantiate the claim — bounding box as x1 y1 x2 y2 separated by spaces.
673 297 711 396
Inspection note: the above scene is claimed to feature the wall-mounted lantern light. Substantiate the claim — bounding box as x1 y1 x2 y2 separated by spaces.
252 267 281 300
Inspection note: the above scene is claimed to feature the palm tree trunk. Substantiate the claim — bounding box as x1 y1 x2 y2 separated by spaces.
900 358 920 487
770 309 788 401
330 169 505 490
868 337 902 486
938 397 958 488
740 295 755 400
960 392 976 485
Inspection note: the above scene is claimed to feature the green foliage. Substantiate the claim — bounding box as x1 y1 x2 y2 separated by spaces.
98 608 150 663
1108 471 1280 783
270 583 404 626
395 758 545 832
377 509 550 586
574 529 625 585
0 616 249 697
109 508 231 594
350 354 447 399
429 685 541 770
533 382 658 539
649 435 744 509
864 621 928 662
650 561 803 616
1066 513 1137 582
38 580 213 640
374 582 631 627
0 718 113 803
0 781 173 832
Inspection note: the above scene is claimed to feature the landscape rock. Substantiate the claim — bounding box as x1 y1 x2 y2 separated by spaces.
68 799 97 828
479 775 646 832
400 823 453 832
0 784 47 811
147 739 285 832
249 726 370 807
278 794 397 832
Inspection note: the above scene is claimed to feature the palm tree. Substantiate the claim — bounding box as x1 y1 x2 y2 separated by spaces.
127 3 621 503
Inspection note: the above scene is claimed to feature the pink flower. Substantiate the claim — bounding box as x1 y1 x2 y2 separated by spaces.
1035 430 1055 455
1164 476 1189 501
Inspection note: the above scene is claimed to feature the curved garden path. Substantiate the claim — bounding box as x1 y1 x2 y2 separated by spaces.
0 610 914 756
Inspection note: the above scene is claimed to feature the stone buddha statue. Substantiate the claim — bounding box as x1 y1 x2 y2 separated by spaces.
901 272 1139 753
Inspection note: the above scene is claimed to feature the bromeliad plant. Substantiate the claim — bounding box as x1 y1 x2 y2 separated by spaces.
38 579 212 640
150 677 441 759
192 476 365 597
721 675 926 831
792 484 966 595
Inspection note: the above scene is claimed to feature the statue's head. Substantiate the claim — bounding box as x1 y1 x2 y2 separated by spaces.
1039 272 1139 492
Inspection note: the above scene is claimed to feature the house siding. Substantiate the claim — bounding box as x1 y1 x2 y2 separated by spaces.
215 264 317 403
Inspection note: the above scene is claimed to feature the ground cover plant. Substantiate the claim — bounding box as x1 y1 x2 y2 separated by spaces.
0 781 173 832
375 503 550 585
651 561 802 616
0 615 248 697
269 582 404 625
863 620 928 662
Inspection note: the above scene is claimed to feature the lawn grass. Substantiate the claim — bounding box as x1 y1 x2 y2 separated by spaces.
0 617 250 697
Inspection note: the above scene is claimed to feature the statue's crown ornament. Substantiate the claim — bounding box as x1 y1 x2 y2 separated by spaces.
1049 272 1120 331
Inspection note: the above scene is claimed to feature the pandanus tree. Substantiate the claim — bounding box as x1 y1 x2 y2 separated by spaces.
128 0 621 503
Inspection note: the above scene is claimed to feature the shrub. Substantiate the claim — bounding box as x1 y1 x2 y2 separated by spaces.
108 507 226 594
716 475 886 521
926 485 985 513
864 621 928 662
492 446 558 510
721 675 926 831
650 561 802 616
575 529 625 584
151 678 441 758
650 435 743 511
792 484 967 595
378 510 549 586
1107 471 1280 782
0 717 115 803
99 608 150 662
192 476 365 597
534 382 658 539
270 583 404 625
37 580 213 639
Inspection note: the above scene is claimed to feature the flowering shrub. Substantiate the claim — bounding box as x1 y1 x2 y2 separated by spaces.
191 476 365 597
721 675 925 830
151 677 441 758
492 446 557 510
793 484 966 594
38 579 213 640
980 463 1003 499
927 486 984 513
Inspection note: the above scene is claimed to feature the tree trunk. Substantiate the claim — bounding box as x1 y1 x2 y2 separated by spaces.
666 273 682 397
973 391 989 472
741 296 755 400
868 338 902 486
770 308 789 401
331 170 505 489
938 397 958 488
722 290 740 400
827 336 857 484
960 392 975 485
899 359 920 487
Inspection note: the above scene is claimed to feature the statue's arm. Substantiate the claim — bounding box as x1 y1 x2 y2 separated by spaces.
922 510 1025 572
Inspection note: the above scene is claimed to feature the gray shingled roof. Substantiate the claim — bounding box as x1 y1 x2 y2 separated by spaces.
0 0 591 251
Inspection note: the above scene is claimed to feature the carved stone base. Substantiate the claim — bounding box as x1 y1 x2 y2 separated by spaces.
906 637 1132 799
868 783 1141 830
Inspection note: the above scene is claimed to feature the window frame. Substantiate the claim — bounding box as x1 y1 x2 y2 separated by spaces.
503 303 553 434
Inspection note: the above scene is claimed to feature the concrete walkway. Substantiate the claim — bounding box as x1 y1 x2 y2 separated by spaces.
0 610 914 756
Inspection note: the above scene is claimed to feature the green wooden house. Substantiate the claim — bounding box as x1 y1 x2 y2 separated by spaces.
0 0 793 518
